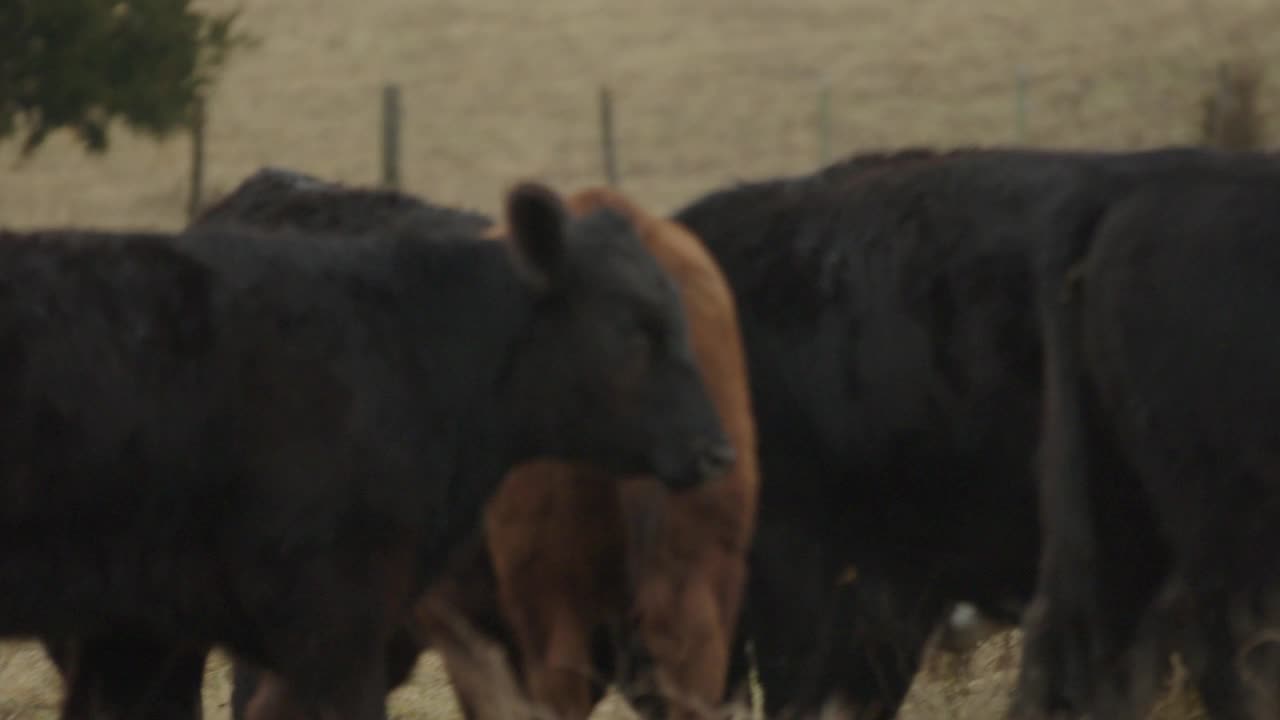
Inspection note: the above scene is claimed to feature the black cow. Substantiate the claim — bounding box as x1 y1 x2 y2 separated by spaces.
194 166 494 237
43 171 514 720
0 179 732 719
214 161 991 720
1013 166 1280 720
38 170 492 720
198 169 503 720
673 146 1280 719
38 169 494 720
674 147 1053 719
203 170 505 720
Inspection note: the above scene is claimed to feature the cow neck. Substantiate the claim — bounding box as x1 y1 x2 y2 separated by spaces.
389 237 534 572
392 235 530 458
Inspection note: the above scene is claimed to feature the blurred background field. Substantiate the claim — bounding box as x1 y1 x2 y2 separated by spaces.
2 0 1278 229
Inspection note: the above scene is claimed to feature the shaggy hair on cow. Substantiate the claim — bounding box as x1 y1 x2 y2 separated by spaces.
195 167 492 238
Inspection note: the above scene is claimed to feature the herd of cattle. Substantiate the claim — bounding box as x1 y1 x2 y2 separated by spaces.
1 145 1278 720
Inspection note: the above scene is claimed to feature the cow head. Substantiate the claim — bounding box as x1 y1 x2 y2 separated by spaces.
497 182 734 491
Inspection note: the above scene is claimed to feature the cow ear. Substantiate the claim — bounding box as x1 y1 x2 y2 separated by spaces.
504 182 569 291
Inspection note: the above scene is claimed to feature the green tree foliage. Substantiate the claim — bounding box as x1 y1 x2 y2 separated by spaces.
0 0 255 155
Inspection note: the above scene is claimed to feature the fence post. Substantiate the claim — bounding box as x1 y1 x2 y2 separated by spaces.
818 82 832 166
186 95 206 221
1205 62 1232 145
381 84 402 189
599 86 619 187
1014 66 1029 143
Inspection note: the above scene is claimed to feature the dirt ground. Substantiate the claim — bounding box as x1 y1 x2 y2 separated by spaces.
0 631 1209 718
0 633 1029 720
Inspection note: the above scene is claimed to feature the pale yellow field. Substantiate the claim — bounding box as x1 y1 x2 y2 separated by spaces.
0 0 1266 716
3 0 1280 230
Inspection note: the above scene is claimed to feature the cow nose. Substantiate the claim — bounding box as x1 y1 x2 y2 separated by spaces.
696 438 736 481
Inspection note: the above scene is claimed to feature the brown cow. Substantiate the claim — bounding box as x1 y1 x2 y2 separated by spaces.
442 187 759 719
236 186 758 720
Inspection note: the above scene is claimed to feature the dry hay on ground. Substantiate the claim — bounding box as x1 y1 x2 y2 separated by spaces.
3 0 1280 231
0 630 1207 719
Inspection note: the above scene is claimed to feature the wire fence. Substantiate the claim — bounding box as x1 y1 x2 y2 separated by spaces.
7 4 1280 231
182 50 1280 222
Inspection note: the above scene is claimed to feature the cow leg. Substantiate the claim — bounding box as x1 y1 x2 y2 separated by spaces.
231 628 421 720
246 548 416 720
824 574 948 720
1230 607 1280 720
382 627 425 689
1176 534 1280 720
481 470 618 720
259 652 387 720
43 637 74 676
733 520 934 719
243 673 310 720
240 667 389 720
1180 587 1259 720
1013 265 1167 720
411 586 531 720
625 563 732 720
230 659 266 720
478 564 602 720
1013 310 1105 718
739 567 936 720
429 614 530 720
241 669 389 720
234 664 336 720
743 567 947 720
732 521 826 718
405 533 531 720
512 605 598 720
45 633 206 720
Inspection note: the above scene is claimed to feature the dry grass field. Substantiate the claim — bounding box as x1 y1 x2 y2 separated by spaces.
0 0 1274 717
0 633 1025 719
3 0 1280 229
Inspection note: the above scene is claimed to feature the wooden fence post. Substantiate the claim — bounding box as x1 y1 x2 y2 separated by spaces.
1014 66 1029 143
187 95 206 220
818 82 832 166
382 84 402 189
599 86 619 187
1204 62 1236 147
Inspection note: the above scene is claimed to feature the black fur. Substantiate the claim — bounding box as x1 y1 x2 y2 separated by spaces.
45 169 495 720
0 172 727 718
1014 160 1280 720
194 166 492 238
675 146 1280 718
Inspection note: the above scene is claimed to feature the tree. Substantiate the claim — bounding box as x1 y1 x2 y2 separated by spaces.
0 0 254 156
